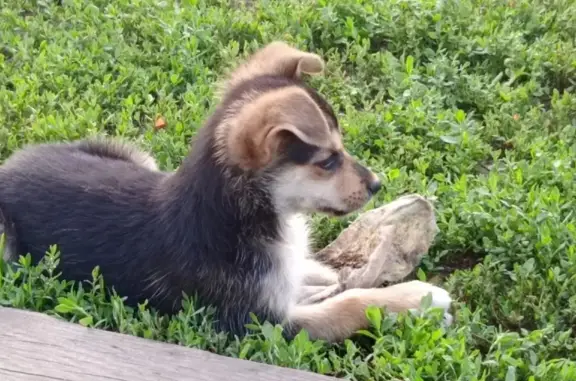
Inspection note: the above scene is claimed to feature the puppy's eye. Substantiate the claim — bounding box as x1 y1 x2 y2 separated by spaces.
315 153 341 171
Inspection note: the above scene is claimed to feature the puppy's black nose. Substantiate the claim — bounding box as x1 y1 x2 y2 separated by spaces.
367 179 382 195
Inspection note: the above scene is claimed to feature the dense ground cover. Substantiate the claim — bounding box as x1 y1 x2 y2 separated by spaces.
1 0 575 379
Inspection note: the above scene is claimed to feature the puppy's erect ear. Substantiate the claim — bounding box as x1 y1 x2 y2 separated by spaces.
224 87 336 170
225 41 325 89
256 41 325 78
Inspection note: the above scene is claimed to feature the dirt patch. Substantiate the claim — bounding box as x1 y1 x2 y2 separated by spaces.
437 249 486 274
391 249 486 286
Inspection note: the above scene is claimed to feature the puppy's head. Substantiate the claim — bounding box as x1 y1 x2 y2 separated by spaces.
215 42 381 217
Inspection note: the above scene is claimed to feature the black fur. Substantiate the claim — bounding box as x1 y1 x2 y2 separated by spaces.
0 74 336 337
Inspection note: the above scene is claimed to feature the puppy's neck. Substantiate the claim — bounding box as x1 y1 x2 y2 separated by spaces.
158 131 283 257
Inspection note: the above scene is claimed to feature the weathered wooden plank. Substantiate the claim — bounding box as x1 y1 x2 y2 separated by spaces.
0 307 338 381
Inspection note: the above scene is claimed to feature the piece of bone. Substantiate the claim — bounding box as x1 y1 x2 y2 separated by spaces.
309 194 439 303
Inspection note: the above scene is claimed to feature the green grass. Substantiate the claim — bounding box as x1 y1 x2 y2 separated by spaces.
1 0 575 379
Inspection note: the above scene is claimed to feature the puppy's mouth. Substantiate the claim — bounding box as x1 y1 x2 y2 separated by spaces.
317 207 348 217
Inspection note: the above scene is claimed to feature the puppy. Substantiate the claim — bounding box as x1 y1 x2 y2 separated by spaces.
0 42 452 342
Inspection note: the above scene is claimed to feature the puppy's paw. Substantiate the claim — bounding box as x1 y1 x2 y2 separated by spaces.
385 280 454 326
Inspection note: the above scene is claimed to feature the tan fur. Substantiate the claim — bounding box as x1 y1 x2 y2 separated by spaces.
216 86 337 170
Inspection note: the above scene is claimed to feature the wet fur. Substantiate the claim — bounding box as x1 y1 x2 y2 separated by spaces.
0 42 452 342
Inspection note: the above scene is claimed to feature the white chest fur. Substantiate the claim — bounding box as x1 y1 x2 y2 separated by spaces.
258 214 310 316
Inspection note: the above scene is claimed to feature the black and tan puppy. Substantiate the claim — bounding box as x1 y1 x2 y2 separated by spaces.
0 42 452 342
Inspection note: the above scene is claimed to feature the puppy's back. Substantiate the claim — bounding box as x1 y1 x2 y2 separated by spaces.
0 140 167 302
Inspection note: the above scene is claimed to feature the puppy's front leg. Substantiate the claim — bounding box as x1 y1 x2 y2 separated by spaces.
288 280 453 343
